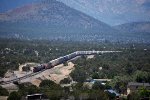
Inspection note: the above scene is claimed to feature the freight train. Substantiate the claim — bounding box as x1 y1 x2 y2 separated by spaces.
33 52 79 72
33 51 111 72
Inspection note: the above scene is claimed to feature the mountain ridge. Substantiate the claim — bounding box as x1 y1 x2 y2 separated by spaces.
114 21 150 34
0 0 119 41
0 0 150 43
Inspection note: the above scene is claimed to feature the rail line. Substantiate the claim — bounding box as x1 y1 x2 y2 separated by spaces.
0 69 47 85
0 51 121 85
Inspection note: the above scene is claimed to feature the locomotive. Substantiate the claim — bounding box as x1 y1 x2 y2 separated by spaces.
33 64 47 72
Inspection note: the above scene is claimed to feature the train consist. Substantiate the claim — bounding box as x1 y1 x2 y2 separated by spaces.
33 52 79 72
33 51 120 72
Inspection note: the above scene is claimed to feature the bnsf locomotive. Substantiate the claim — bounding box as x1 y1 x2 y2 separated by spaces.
33 64 49 72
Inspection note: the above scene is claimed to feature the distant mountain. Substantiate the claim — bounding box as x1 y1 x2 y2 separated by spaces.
0 0 150 43
114 22 150 34
58 0 150 25
0 0 119 41
1 0 150 25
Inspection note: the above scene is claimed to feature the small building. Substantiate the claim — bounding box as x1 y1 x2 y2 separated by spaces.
85 79 112 88
104 89 120 96
104 89 120 100
86 79 111 83
26 93 49 100
127 82 150 95
92 79 112 85
93 79 112 82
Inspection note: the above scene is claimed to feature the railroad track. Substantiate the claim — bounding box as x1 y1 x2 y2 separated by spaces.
0 69 47 85
0 51 121 85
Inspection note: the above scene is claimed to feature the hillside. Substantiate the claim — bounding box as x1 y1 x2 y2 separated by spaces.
0 0 150 43
114 22 150 34
0 0 118 41
58 0 150 25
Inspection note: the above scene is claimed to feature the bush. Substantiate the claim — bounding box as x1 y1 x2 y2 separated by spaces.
17 83 39 96
105 91 116 100
70 65 87 83
92 81 105 90
39 80 62 90
7 91 21 100
0 86 9 96
60 78 71 84
39 80 64 99
73 83 83 90
92 73 99 79
139 87 150 98
89 90 109 100
133 71 150 83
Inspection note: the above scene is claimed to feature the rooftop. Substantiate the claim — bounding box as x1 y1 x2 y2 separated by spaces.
128 82 150 87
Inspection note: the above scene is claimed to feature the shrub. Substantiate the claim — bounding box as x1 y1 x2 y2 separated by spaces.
0 86 9 96
7 91 21 100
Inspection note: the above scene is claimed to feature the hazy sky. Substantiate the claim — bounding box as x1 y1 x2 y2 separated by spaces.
0 0 150 25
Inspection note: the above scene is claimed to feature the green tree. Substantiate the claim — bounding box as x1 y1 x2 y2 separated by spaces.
139 87 150 98
7 91 21 100
92 81 105 90
127 87 150 100
60 78 71 84
88 90 109 100
133 70 150 83
39 80 62 90
17 83 39 96
73 83 83 90
39 80 63 100
125 63 134 75
70 66 87 83
92 73 99 79
105 91 116 100
109 75 131 94
0 86 9 96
